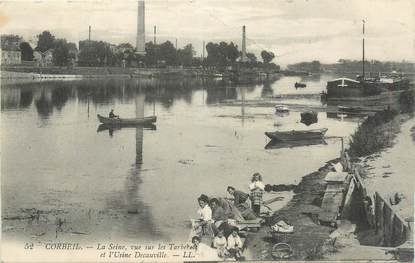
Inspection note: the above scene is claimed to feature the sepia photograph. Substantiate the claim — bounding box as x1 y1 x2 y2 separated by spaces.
1 0 414 262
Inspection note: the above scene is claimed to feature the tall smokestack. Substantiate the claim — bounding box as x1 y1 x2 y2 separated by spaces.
136 0 146 54
88 25 91 41
153 25 156 45
202 41 205 60
241 25 247 62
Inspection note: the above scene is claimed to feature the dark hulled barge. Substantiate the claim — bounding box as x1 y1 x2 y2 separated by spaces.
326 76 409 99
325 20 410 100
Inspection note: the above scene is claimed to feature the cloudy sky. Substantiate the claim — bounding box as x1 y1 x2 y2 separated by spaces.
0 0 414 66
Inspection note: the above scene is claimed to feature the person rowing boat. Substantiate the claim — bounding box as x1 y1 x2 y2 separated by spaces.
109 109 119 119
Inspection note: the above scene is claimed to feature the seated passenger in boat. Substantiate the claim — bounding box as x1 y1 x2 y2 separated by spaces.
109 109 119 119
227 228 244 260
213 230 229 258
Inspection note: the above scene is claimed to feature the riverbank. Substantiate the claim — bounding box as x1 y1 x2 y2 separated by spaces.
1 65 282 86
355 115 414 233
246 160 337 260
245 113 414 260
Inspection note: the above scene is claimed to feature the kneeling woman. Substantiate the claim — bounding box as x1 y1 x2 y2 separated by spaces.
209 198 234 237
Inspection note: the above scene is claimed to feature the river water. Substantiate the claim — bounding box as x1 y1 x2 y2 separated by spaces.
1 74 359 244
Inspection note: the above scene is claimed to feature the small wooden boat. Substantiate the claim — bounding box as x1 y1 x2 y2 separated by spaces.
97 114 156 125
275 105 289 113
295 82 306 88
265 128 328 141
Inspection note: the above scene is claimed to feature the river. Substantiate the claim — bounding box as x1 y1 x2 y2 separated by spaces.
1 74 359 244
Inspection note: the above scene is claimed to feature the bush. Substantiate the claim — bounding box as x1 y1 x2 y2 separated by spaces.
348 109 399 157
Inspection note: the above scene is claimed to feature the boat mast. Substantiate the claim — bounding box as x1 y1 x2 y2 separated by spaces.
362 20 365 81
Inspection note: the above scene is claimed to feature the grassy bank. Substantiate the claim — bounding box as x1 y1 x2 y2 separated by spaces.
348 109 400 158
348 89 414 158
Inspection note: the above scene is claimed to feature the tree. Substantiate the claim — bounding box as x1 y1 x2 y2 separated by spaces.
311 60 321 72
177 44 194 67
144 42 157 66
205 41 239 68
52 39 69 66
36 31 55 52
261 50 275 64
158 41 176 65
20 42 34 61
206 42 221 67
246 52 257 63
226 42 239 63
118 43 134 49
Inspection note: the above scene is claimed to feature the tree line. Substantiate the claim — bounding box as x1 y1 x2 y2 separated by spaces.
17 31 279 70
287 59 415 74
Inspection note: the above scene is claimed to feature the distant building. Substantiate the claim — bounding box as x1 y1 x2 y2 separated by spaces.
1 34 22 65
109 44 119 54
42 49 54 66
33 51 42 66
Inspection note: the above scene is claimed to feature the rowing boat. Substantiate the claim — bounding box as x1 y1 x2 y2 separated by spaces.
97 114 157 125
265 128 328 141
295 82 306 88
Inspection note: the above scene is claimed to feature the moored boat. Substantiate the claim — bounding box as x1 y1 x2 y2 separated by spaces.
326 77 409 99
294 82 306 88
97 114 157 125
265 128 328 141
275 105 289 113
326 21 409 99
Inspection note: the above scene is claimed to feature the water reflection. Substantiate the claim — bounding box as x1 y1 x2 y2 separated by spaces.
2 77 285 116
265 138 327 149
35 90 54 118
20 89 33 108
97 124 157 136
120 91 162 240
0 74 368 244
261 81 274 98
205 86 237 104
1 87 34 110
299 74 321 82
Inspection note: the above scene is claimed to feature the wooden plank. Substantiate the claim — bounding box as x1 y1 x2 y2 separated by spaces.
325 171 348 183
319 183 345 223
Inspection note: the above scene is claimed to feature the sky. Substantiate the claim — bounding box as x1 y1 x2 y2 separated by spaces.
0 0 414 66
